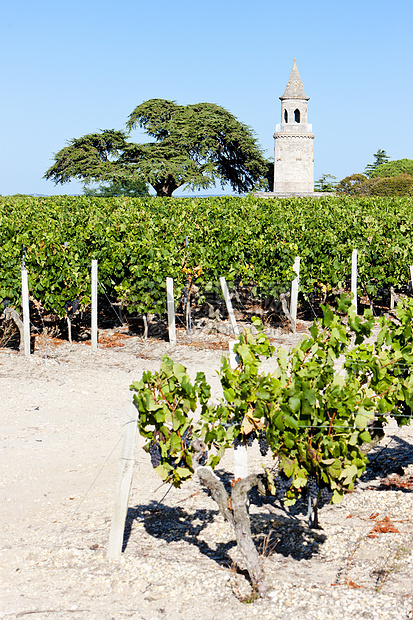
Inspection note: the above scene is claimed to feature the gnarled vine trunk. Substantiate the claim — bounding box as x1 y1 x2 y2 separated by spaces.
191 438 267 596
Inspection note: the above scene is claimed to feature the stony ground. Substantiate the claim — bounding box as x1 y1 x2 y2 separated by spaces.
1 321 413 619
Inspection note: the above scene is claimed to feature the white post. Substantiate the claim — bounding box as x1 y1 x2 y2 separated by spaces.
390 288 395 310
166 277 176 346
289 256 300 327
410 266 413 290
351 249 358 314
107 400 139 561
21 268 31 357
220 277 240 336
91 260 98 351
229 340 248 479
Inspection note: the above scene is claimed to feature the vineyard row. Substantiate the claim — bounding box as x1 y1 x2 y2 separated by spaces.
1 195 413 323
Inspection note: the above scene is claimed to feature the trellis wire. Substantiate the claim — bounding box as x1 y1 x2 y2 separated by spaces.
98 279 124 326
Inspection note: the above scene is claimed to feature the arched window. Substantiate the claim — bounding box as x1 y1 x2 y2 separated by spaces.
294 109 300 123
284 110 288 123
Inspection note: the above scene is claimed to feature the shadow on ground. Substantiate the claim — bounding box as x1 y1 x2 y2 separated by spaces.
122 497 327 566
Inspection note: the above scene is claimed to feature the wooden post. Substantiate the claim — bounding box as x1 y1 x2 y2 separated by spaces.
107 400 139 561
229 340 248 479
21 268 31 357
66 316 72 345
91 260 98 351
351 249 358 314
289 256 300 330
410 266 413 291
166 277 176 346
220 277 240 336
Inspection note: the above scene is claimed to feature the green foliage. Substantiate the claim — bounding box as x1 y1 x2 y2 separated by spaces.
45 99 269 197
364 149 390 178
340 156 413 197
336 174 370 195
370 158 413 179
83 178 150 197
369 174 413 197
131 357 211 486
3 194 413 317
314 173 337 192
44 129 134 187
132 301 413 504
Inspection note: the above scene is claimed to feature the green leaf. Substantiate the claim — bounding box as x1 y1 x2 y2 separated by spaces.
340 464 358 485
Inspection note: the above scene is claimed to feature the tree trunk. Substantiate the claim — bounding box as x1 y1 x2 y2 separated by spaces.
195 464 268 596
154 176 181 197
3 307 25 354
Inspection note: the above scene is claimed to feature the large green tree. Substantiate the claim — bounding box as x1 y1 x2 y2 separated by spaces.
369 158 413 178
364 148 390 177
45 100 269 197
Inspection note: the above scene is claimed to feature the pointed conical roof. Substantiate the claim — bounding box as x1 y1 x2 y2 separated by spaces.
280 59 309 100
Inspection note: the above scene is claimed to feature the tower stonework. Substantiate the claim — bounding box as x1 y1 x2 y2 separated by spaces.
273 59 314 194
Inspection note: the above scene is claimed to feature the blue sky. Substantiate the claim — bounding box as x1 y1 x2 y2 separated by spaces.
1 0 412 196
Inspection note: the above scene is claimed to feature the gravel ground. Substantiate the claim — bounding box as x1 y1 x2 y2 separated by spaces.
1 321 413 619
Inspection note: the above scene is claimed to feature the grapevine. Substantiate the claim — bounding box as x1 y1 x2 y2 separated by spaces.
130 299 413 595
2 195 413 325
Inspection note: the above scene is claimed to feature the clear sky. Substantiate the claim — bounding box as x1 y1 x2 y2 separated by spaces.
1 0 412 196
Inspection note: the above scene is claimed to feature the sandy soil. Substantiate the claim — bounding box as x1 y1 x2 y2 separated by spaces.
1 323 413 619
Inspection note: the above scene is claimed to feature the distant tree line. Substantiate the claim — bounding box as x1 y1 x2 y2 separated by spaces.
319 149 413 196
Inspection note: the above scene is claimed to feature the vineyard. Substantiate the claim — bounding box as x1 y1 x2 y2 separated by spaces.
2 194 413 613
1 194 413 343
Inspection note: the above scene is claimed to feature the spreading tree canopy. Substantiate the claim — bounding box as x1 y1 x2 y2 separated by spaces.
44 99 269 196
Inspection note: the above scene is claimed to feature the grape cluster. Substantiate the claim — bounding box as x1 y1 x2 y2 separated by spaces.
307 476 319 499
234 431 257 448
233 434 245 449
319 486 333 506
180 427 207 466
258 430 269 456
149 440 161 468
181 427 192 449
275 472 293 500
306 477 333 506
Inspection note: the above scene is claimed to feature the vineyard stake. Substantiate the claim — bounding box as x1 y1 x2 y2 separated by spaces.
66 316 72 345
351 249 358 314
289 256 300 331
229 340 248 479
220 277 240 336
410 266 413 290
21 267 31 357
91 260 98 351
107 400 139 561
166 277 176 346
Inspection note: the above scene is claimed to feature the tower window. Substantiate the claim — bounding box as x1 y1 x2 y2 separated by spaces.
294 109 300 123
284 110 288 123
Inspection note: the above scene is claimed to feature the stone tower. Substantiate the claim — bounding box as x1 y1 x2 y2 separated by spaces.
273 59 314 194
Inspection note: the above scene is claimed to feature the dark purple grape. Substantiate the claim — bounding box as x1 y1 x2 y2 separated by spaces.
245 431 257 447
233 434 244 449
258 430 269 456
149 440 161 468
307 476 319 499
275 473 293 499
181 427 192 449
319 486 333 506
